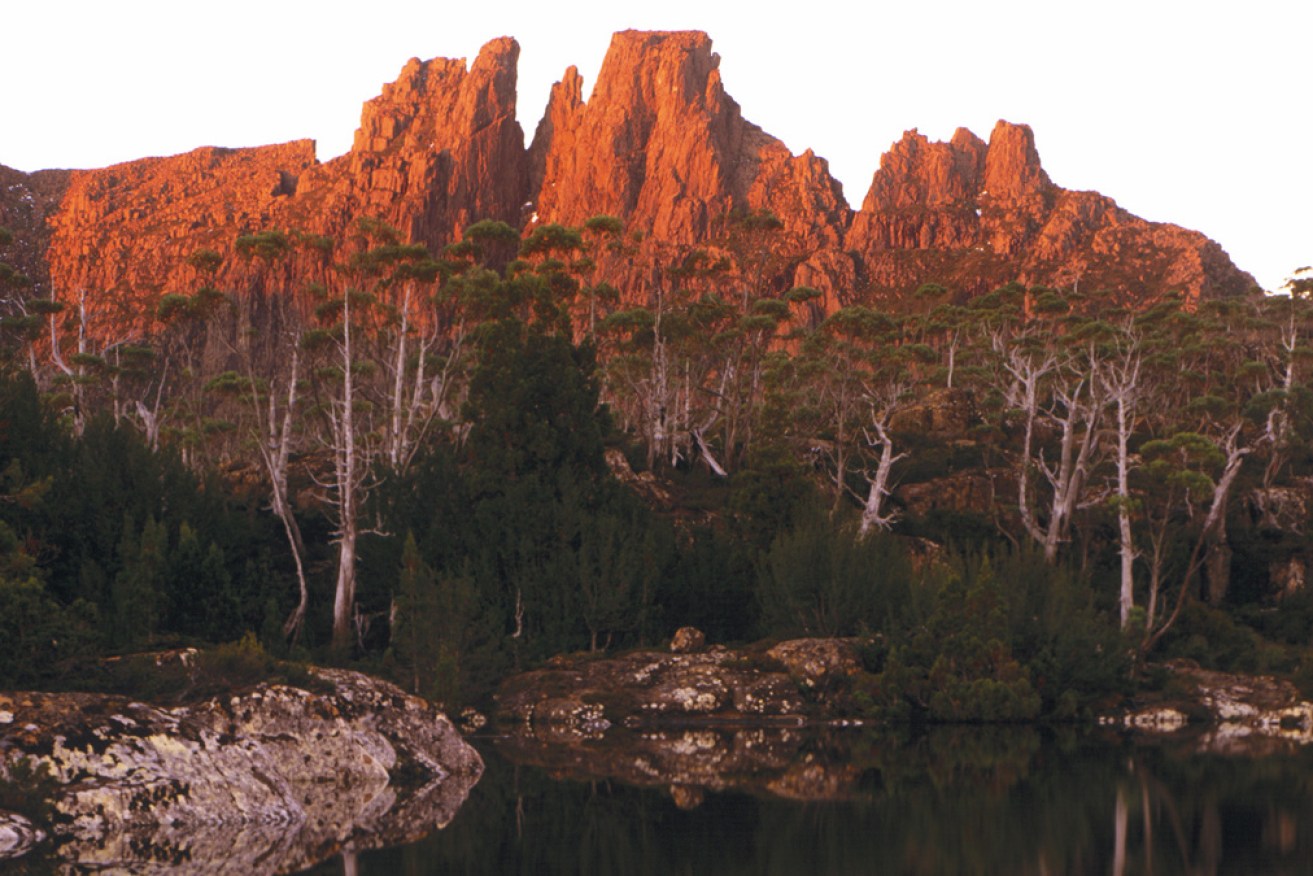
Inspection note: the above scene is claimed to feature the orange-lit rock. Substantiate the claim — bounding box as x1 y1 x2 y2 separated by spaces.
37 38 527 344
528 30 852 298
305 35 527 245
13 30 1254 346
846 121 1255 305
45 141 317 338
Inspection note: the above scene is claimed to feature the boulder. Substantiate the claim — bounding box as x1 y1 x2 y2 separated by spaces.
0 668 482 873
766 638 863 687
670 626 707 653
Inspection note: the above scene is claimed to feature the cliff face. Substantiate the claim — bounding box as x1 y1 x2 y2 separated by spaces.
25 38 528 348
44 142 317 338
9 30 1254 343
300 35 527 245
528 30 852 300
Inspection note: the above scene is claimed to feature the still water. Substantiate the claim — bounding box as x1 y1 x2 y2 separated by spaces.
303 725 1313 875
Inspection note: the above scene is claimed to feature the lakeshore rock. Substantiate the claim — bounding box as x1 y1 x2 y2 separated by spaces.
0 668 482 873
1104 659 1313 754
494 637 871 730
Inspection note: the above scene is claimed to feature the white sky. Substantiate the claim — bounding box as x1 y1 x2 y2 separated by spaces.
3 0 1307 292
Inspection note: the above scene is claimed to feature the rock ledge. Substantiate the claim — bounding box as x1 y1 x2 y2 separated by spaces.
0 667 482 873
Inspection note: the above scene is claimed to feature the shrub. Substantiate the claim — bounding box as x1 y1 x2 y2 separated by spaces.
756 502 915 638
192 632 275 695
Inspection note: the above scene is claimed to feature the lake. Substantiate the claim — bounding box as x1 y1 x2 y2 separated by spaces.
298 724 1313 875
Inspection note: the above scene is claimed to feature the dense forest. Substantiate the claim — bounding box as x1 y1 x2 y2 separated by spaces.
2 216 1311 720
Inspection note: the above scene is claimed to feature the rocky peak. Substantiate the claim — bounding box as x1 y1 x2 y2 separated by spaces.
18 30 1255 345
529 30 739 233
982 120 1051 202
529 30 851 298
326 35 526 243
862 128 985 211
846 121 1254 303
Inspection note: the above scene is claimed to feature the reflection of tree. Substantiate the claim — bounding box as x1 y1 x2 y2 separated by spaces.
367 732 1313 876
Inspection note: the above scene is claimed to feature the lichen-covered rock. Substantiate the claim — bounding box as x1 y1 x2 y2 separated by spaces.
495 639 842 728
1103 660 1313 754
766 639 863 687
0 668 482 874
670 626 707 654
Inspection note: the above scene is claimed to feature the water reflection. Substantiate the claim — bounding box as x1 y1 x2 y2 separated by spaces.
304 726 1313 875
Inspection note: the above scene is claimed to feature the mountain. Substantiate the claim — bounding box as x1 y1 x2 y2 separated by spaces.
0 30 1255 340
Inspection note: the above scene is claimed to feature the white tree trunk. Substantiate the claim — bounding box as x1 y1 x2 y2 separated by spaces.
332 292 360 650
858 407 906 538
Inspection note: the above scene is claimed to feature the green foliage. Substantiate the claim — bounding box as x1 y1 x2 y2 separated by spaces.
856 549 1126 722
0 521 101 686
165 522 239 640
461 219 520 270
234 229 291 261
110 514 164 649
520 223 583 258
583 214 623 236
756 503 915 637
186 248 223 274
1159 601 1294 674
1293 648 1313 699
885 559 1042 722
393 532 467 703
574 496 659 651
190 632 276 694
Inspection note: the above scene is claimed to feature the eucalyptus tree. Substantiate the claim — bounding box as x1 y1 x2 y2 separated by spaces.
785 303 913 534
1090 315 1150 629
991 292 1108 564
300 218 450 650
576 214 625 340
597 246 739 473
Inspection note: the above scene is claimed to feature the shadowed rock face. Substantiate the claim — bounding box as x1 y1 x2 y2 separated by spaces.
0 163 70 299
0 668 482 874
4 30 1254 347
